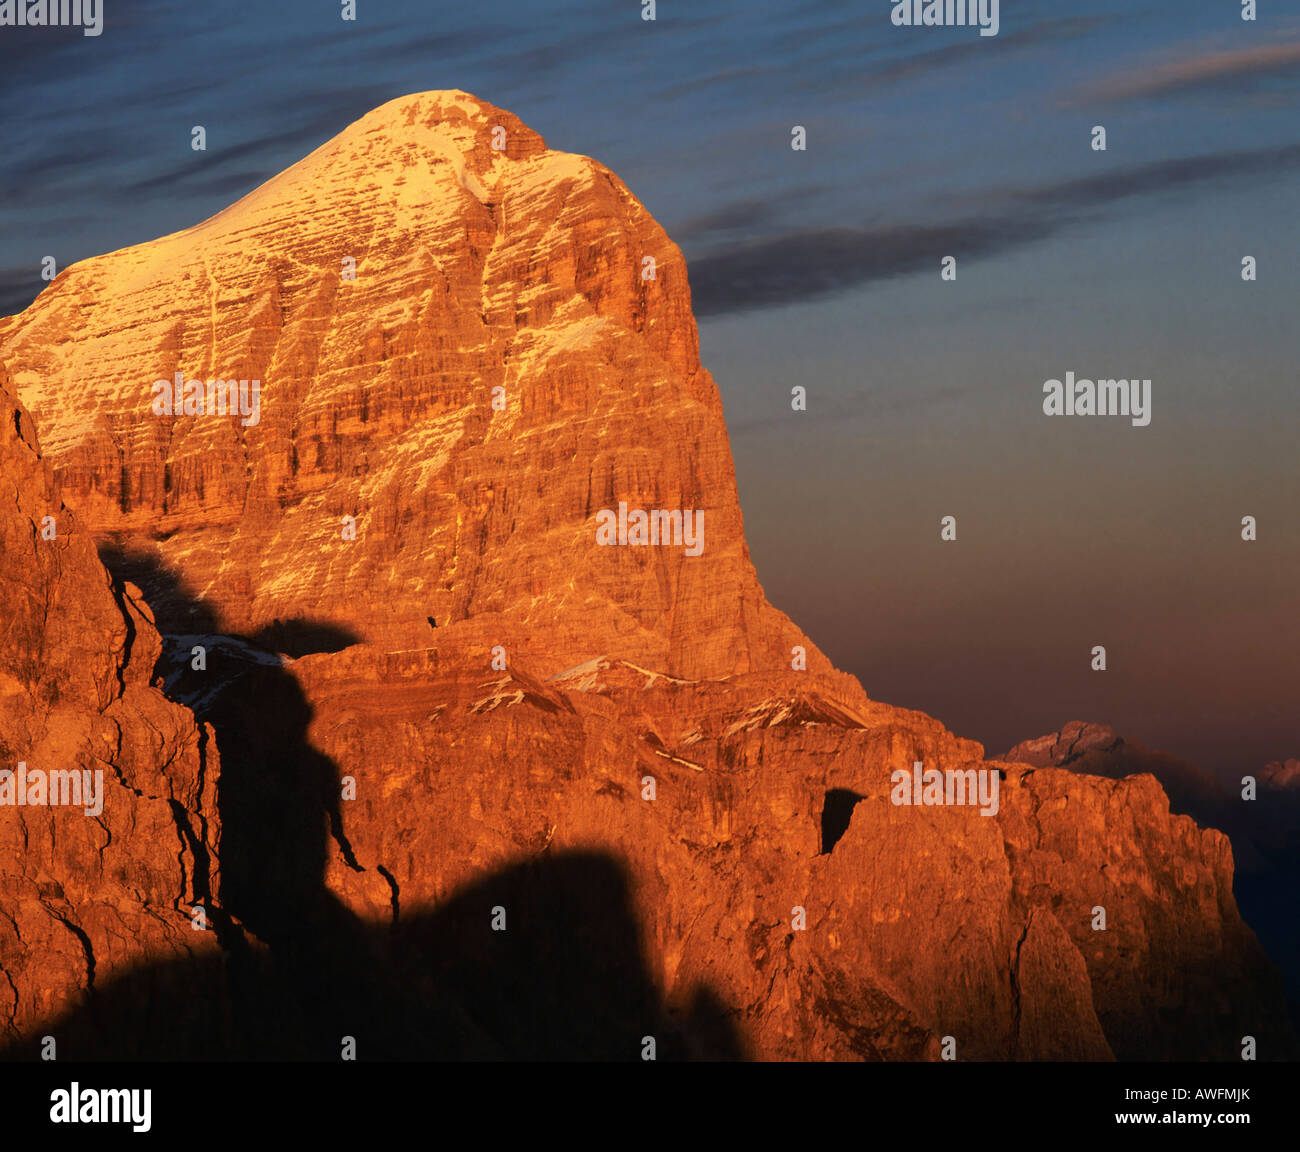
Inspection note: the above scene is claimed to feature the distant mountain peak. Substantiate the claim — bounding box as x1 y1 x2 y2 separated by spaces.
1004 719 1122 765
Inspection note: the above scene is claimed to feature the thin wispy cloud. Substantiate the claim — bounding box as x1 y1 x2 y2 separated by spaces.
1072 37 1300 103
687 141 1300 317
845 14 1113 94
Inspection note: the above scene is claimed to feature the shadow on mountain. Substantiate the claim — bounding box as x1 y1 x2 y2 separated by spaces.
99 543 363 659
1 849 738 1061
2 554 744 1061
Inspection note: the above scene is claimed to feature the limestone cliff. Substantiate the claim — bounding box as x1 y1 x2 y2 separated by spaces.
0 94 1291 1060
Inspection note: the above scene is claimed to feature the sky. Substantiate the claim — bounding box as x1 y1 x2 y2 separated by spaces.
1 0 1296 776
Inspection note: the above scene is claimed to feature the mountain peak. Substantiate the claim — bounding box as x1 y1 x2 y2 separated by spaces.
359 88 541 133
305 87 550 172
0 91 817 680
1 95 1294 1063
1005 720 1122 765
199 88 553 237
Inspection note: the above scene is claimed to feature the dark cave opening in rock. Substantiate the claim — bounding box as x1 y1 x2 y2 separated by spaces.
821 787 865 854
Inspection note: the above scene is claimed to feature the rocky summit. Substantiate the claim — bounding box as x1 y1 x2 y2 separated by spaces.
0 92 1292 1061
0 90 809 680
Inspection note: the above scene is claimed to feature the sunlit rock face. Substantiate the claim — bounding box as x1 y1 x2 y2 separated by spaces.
1 94 1292 1062
0 91 816 680
0 368 221 1047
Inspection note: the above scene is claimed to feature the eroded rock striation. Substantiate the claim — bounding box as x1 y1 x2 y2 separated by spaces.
0 368 224 1051
0 93 1292 1060
0 91 811 681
